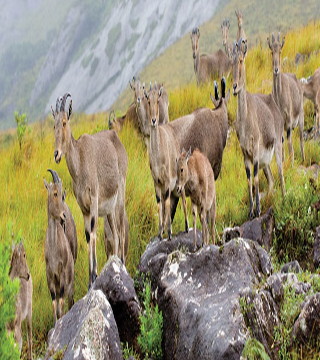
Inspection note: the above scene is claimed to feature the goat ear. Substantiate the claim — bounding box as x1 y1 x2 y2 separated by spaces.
144 89 149 100
197 28 200 38
228 20 230 29
267 37 272 50
51 106 55 119
44 178 49 190
281 36 285 49
242 39 247 57
68 100 72 120
129 80 134 90
272 33 275 44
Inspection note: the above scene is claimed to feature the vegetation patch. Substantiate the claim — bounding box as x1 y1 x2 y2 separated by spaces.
105 23 122 64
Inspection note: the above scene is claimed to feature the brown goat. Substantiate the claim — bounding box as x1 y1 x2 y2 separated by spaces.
221 18 232 58
145 84 180 240
176 148 216 250
108 103 140 132
7 240 33 359
233 38 285 218
268 32 305 163
301 67 320 133
235 9 247 42
190 27 232 85
44 170 74 324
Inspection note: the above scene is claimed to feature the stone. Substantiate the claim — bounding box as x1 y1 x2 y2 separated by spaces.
222 207 274 252
92 256 141 349
280 260 302 274
140 234 275 359
291 293 320 348
278 273 311 295
45 289 123 360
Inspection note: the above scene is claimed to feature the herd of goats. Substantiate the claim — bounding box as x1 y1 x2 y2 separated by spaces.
6 10 320 359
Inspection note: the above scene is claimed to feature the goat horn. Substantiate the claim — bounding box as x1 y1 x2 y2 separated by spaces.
56 97 61 113
47 169 61 184
155 81 157 90
277 31 280 42
214 81 219 101
272 33 275 43
149 81 152 91
60 93 71 112
221 77 226 98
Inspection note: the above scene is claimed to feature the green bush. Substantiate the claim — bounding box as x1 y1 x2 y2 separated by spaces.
138 280 163 360
242 338 270 360
15 111 28 150
0 223 20 360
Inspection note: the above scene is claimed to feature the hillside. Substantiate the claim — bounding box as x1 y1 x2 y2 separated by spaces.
0 0 219 130
114 0 320 112
1 20 320 358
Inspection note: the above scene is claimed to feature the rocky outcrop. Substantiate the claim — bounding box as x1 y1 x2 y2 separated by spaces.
45 289 123 360
139 232 276 359
92 256 141 349
280 260 302 274
291 293 320 348
222 207 274 251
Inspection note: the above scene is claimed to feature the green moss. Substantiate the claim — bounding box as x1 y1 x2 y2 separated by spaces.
105 23 122 64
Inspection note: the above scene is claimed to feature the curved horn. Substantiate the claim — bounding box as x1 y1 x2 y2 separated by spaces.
60 93 71 112
47 169 61 184
56 97 61 113
272 33 275 44
214 80 219 100
155 81 157 90
221 77 226 98
149 81 152 91
277 31 280 42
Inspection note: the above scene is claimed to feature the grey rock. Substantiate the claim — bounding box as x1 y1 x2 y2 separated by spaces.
141 234 274 359
313 226 320 268
46 289 123 360
279 273 311 295
92 256 141 349
266 273 284 304
280 260 302 274
222 207 274 251
291 293 320 348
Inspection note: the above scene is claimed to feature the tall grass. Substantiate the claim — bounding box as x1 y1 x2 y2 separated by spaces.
0 21 319 358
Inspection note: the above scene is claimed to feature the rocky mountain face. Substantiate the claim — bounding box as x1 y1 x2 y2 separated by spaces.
0 0 220 129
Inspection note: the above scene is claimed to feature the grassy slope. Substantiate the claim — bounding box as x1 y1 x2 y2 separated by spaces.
0 21 320 358
114 0 320 112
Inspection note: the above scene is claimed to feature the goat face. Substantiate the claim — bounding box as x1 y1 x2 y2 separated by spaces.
52 94 72 164
232 38 247 95
236 10 243 28
190 28 200 59
146 87 163 128
44 179 66 228
9 241 30 282
267 32 285 76
221 19 229 45
176 148 191 195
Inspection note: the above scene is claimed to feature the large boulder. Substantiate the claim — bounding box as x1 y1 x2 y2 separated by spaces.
280 260 302 274
140 232 276 359
222 207 274 251
45 289 123 360
92 256 141 348
291 293 320 348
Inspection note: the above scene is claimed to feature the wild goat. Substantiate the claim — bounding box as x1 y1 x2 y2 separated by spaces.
130 77 169 145
232 38 285 218
221 18 232 58
108 103 140 132
268 32 305 163
176 148 216 250
44 170 74 324
7 240 33 360
190 27 232 85
145 84 180 240
235 9 246 42
137 78 230 224
301 67 320 133
52 94 128 289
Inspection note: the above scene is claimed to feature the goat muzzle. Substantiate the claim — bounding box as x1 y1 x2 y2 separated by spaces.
233 83 238 95
54 150 62 164
193 53 196 59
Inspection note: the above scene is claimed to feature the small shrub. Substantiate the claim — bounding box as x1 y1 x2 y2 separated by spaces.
137 280 163 360
121 342 140 360
242 337 270 360
15 111 28 150
0 223 20 360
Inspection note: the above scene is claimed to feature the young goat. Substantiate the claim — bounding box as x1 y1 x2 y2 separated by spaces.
233 38 285 218
108 103 140 132
145 84 180 240
44 170 74 325
221 18 232 59
7 240 33 359
190 27 232 85
235 9 247 42
52 94 128 289
301 67 320 133
268 32 305 163
176 148 216 250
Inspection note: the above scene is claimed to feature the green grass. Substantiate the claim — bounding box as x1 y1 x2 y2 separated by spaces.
0 21 320 358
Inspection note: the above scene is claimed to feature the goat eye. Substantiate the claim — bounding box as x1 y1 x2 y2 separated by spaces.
53 125 55 130
63 121 66 127
54 192 57 197
181 168 183 173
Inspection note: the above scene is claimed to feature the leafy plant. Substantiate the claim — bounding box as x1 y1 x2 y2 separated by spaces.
121 342 140 360
138 280 163 360
14 111 28 150
0 222 20 360
242 337 270 360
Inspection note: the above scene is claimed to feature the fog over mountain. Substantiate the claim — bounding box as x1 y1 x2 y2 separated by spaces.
0 0 220 129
